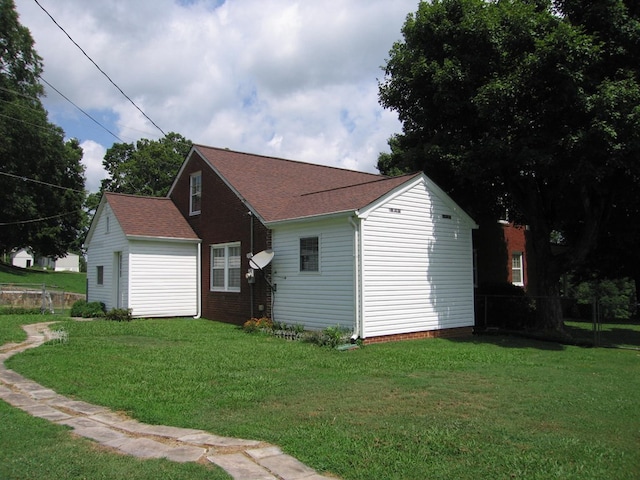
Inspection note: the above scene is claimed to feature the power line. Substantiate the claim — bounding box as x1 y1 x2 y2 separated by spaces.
0 210 79 226
33 0 167 137
39 77 124 143
0 112 61 135
0 171 86 194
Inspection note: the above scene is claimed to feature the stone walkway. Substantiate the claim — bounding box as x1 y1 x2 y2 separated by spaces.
0 322 336 480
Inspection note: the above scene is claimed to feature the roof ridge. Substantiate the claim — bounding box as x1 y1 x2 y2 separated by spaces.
298 172 420 197
194 144 385 178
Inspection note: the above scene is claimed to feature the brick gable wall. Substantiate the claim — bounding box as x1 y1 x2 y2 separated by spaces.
170 154 271 325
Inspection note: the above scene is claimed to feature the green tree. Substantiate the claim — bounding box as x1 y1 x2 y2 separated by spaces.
378 0 640 334
0 0 86 259
100 132 192 197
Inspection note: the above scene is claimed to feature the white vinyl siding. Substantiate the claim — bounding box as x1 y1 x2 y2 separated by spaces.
129 240 199 317
360 179 475 338
86 204 129 311
271 218 354 331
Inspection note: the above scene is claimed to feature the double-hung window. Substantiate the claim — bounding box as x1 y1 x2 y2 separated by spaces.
190 172 202 215
300 236 319 272
211 243 241 292
511 252 524 286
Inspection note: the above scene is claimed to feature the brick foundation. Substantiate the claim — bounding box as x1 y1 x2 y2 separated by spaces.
363 326 474 344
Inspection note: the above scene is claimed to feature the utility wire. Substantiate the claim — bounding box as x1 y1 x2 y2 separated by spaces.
0 210 79 226
39 77 124 143
33 0 167 137
0 171 86 194
0 112 62 135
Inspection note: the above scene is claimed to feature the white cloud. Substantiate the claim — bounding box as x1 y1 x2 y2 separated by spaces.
79 140 108 193
14 0 414 191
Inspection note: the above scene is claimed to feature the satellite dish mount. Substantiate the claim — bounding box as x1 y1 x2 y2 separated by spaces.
247 250 276 291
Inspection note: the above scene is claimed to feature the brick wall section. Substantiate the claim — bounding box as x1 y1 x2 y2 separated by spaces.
363 327 473 344
503 223 527 287
170 153 271 325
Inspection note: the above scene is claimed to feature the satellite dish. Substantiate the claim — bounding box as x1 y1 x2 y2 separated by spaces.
249 249 274 270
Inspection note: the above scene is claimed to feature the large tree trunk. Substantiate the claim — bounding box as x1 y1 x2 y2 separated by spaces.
526 225 566 334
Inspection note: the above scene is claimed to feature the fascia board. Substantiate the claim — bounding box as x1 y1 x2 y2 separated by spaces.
167 146 197 198
264 210 354 228
357 173 479 229
83 193 108 247
127 235 202 244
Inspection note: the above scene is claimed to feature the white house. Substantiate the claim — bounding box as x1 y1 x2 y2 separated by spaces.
267 173 477 340
84 193 201 318
11 248 34 268
38 253 81 272
85 145 478 342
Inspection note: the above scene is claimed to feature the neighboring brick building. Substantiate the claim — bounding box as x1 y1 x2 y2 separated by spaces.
473 220 529 290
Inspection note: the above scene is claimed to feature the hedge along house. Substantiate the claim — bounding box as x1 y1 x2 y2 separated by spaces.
85 193 201 317
167 145 478 342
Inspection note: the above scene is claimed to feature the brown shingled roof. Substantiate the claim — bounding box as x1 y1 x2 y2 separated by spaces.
105 192 199 240
193 145 421 223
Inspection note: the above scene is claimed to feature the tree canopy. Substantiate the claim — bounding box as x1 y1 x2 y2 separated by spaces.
0 0 86 259
98 132 193 198
378 0 640 332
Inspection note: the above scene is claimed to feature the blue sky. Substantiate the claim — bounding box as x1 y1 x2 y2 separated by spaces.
15 0 417 192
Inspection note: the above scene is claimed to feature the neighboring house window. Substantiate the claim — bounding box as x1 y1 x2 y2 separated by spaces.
211 243 241 292
105 216 110 233
190 172 202 215
300 236 319 272
97 266 104 285
511 252 524 286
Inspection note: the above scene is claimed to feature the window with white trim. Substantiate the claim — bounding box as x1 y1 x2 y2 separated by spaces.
96 266 104 285
190 172 202 215
211 243 241 292
511 252 524 286
300 236 319 272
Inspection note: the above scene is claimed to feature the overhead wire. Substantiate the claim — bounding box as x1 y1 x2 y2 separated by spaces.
0 171 86 194
0 210 80 226
32 0 167 138
38 77 125 143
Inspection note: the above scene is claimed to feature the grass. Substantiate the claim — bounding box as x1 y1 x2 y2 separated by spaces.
3 317 639 479
0 402 230 480
0 262 86 294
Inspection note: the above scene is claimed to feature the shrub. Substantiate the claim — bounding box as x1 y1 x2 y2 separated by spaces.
475 282 536 330
572 278 636 321
70 300 105 318
243 317 273 333
303 325 352 348
105 308 132 322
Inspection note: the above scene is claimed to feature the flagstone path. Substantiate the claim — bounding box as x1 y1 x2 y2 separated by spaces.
0 322 336 480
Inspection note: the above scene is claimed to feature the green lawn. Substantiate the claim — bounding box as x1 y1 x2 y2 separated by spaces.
3 317 639 479
0 263 86 294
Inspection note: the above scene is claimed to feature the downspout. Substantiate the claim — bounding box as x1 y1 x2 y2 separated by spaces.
249 211 254 319
348 216 361 340
194 241 202 319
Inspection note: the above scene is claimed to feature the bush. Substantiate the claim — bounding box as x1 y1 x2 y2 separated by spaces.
475 282 536 330
70 300 105 318
243 317 273 333
105 308 132 322
572 278 636 321
303 325 352 348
